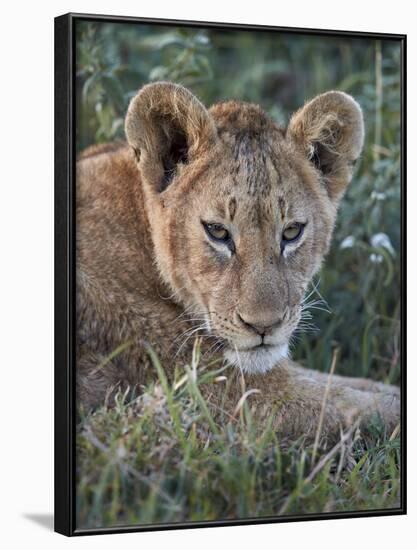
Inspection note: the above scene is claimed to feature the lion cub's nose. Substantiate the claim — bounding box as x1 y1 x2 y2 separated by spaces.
237 311 283 336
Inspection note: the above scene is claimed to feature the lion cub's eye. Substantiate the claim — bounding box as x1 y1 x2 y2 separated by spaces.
282 222 305 244
203 222 230 242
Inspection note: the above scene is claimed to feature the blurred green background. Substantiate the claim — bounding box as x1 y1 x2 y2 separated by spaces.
76 21 401 384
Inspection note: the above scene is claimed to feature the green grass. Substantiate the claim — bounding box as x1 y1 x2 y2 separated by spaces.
76 348 401 530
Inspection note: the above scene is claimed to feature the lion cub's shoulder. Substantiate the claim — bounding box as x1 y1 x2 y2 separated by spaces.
77 140 127 161
76 141 139 204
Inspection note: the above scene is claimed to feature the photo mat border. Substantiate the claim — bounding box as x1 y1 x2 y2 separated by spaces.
54 12 407 537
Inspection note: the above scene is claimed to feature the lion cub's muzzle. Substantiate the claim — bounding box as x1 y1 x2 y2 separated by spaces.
223 311 292 373
210 306 296 349
236 310 283 338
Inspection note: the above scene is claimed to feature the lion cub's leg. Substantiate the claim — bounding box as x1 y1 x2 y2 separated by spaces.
288 361 400 396
283 362 400 434
77 347 129 411
226 361 400 442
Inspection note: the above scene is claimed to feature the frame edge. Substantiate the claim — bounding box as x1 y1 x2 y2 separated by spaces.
54 12 406 536
54 13 74 537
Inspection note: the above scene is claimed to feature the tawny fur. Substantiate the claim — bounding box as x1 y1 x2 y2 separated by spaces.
76 82 399 442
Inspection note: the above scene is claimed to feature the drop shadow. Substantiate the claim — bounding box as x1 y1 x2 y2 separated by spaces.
24 513 54 531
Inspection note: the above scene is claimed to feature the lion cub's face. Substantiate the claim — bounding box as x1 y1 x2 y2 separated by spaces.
126 83 364 373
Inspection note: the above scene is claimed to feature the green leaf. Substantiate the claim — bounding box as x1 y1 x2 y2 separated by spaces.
101 74 125 109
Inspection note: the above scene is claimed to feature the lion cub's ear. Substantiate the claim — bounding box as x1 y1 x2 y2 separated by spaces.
287 91 364 202
125 81 217 192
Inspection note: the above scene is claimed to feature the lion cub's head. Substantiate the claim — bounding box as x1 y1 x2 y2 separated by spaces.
125 82 364 373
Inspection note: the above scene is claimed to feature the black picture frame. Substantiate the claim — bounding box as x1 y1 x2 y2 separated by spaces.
54 12 407 537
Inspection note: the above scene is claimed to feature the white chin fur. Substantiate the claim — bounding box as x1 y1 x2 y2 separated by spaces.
224 344 289 374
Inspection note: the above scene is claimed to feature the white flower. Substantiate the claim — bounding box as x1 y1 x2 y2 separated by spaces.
370 253 384 264
340 235 355 249
370 232 395 256
196 35 209 45
371 191 386 201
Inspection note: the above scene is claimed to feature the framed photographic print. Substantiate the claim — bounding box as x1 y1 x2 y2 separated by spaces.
54 12 406 536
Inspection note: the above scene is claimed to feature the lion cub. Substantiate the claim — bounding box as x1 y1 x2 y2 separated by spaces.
76 82 399 441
